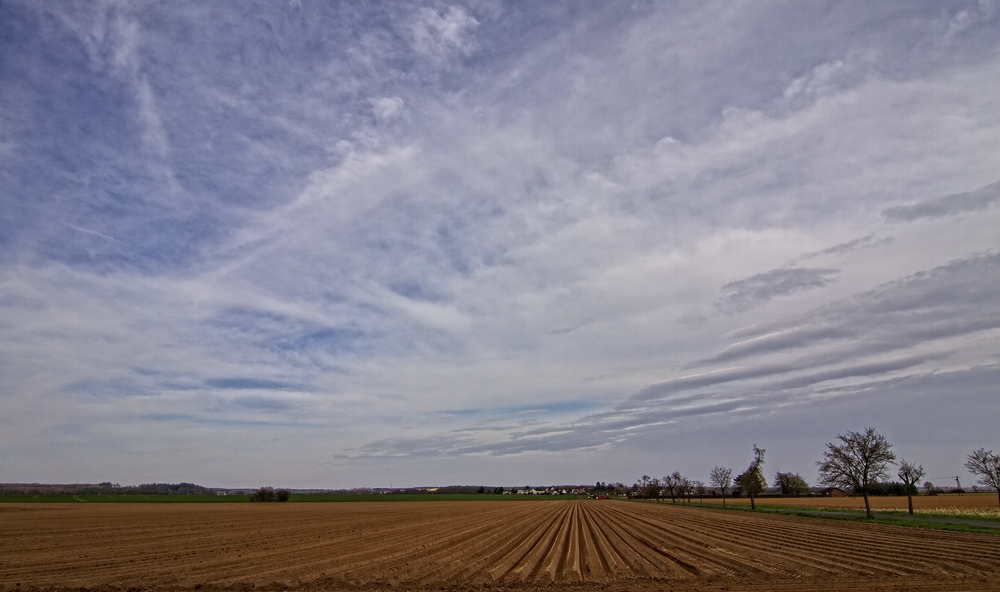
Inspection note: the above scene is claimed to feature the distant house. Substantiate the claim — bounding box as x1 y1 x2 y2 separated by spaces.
822 487 847 497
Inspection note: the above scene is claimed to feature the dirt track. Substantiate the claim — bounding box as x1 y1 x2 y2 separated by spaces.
2 500 999 591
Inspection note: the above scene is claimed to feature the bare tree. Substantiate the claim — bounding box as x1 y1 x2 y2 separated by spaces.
693 480 706 503
639 475 651 499
897 459 924 515
965 448 1000 507
679 476 693 503
663 471 682 503
736 445 766 510
710 466 733 507
648 477 662 500
817 427 895 519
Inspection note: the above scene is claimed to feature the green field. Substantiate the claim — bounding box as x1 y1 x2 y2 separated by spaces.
288 493 588 502
0 494 236 503
627 499 1000 534
0 492 589 503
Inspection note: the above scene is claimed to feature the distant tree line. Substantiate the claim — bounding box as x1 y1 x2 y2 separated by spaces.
0 482 214 496
625 428 999 518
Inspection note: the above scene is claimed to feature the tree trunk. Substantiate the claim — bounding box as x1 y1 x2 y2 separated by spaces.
722 495 726 508
863 492 872 519
749 494 756 510
907 492 913 515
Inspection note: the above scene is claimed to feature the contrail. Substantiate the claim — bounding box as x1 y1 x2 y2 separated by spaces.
62 222 125 245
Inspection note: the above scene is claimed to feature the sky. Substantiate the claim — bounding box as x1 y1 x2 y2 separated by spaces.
1 0 998 490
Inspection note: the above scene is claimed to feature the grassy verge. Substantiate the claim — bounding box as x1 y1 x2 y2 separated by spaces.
776 509 1000 535
630 499 1000 534
874 509 1000 522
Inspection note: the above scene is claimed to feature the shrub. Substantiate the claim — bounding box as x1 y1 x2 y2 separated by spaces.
249 487 277 502
865 481 907 496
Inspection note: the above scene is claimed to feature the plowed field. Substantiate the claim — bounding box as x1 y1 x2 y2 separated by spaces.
2 501 999 592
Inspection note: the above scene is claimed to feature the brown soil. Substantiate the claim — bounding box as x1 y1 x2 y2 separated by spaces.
2 500 998 592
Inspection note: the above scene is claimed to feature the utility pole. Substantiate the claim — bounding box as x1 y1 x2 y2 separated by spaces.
955 476 962 494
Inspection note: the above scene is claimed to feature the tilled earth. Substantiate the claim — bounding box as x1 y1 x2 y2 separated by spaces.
2 500 999 591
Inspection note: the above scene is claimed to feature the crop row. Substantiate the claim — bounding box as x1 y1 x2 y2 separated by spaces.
1 501 998 589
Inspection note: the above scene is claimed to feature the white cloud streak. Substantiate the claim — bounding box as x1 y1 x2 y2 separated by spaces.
1 0 998 488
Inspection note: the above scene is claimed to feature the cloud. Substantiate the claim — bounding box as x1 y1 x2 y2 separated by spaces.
625 352 942 409
794 234 894 261
408 5 479 61
782 56 869 103
945 1 998 40
708 252 1000 366
203 378 301 391
372 358 1000 460
345 251 1000 460
371 96 405 123
229 395 292 411
62 3 173 160
715 267 839 313
882 179 1000 222
2 2 998 487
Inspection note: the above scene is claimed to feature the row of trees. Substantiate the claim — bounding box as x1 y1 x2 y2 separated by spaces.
816 429 999 518
633 473 710 503
635 428 1000 519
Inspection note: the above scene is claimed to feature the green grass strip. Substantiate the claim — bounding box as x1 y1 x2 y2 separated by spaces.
628 498 1000 534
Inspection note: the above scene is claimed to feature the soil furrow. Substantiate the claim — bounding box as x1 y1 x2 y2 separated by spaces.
615 504 920 577
481 501 567 582
3 500 1000 591
508 501 572 582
